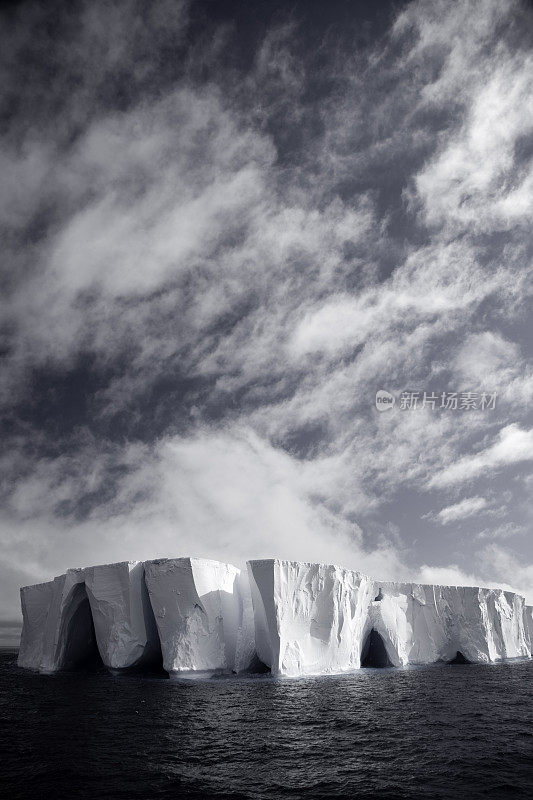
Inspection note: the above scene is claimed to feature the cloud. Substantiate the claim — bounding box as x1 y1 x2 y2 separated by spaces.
434 496 488 525
415 564 482 590
478 543 533 604
476 522 525 542
453 332 533 408
428 425 533 488
288 242 511 360
0 427 409 594
397 0 533 235
414 559 533 605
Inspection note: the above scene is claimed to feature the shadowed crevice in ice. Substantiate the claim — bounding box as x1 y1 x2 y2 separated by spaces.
447 651 472 665
237 653 270 675
59 585 103 671
138 571 164 673
361 629 394 668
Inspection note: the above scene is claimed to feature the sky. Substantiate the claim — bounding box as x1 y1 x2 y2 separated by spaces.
0 0 532 645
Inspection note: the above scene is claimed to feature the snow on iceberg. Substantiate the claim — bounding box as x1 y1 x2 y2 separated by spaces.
84 561 161 671
144 557 255 677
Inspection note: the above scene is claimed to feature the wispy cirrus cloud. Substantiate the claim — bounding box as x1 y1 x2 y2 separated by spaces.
428 425 533 489
433 497 489 525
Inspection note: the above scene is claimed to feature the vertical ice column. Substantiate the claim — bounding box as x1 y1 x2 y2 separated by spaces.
84 561 161 671
526 606 533 655
233 569 257 673
482 589 530 661
39 568 99 673
247 559 375 677
144 557 245 677
18 580 56 670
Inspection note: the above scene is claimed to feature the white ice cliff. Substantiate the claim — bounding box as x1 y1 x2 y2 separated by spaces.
371 581 531 667
18 580 56 671
526 606 533 654
18 557 532 677
144 557 254 677
248 559 375 676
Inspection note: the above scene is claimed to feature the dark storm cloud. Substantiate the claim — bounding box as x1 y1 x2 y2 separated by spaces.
0 0 532 636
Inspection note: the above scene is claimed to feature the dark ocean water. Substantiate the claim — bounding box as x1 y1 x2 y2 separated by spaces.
1 649 532 800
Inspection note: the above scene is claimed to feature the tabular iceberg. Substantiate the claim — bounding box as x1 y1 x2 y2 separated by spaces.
17 556 532 678
365 581 531 668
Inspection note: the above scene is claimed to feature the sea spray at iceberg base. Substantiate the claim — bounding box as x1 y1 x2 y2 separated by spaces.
17 558 533 678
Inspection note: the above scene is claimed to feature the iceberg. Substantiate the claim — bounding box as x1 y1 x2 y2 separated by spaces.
365 581 531 667
17 556 532 678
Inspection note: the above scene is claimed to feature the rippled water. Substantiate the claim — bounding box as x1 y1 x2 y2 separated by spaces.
1 649 532 799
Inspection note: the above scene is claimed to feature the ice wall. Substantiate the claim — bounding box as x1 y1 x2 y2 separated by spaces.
526 606 533 655
248 559 375 676
84 561 161 671
368 582 531 666
144 557 255 677
247 560 531 676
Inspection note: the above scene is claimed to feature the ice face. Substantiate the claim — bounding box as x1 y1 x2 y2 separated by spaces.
18 581 56 670
233 569 257 673
526 606 533 655
17 557 257 676
247 559 375 676
84 561 161 671
368 583 531 666
143 557 255 677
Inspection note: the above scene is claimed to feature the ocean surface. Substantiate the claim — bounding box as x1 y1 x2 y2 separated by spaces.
1 649 532 800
